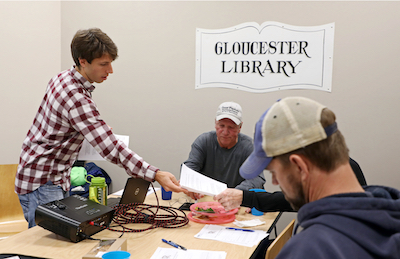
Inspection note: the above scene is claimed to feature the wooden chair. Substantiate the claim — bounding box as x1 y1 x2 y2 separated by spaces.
0 164 28 239
265 219 295 259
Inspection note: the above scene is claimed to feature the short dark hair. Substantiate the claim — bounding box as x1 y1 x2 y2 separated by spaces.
276 108 349 172
71 28 118 68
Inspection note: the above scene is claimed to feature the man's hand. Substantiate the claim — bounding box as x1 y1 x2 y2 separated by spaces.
214 188 243 211
186 191 204 200
154 170 188 193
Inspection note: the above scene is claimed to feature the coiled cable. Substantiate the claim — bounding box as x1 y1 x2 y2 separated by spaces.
90 184 189 238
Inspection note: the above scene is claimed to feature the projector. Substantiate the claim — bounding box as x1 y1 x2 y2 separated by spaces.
35 194 114 242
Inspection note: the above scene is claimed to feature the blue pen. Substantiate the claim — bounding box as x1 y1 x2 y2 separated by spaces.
225 227 255 232
162 239 187 250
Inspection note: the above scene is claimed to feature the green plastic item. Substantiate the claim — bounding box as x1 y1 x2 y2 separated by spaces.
87 175 108 205
70 167 87 186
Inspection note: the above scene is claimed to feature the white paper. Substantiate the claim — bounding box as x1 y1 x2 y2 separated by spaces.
180 163 227 196
77 134 129 161
150 247 227 259
194 225 269 247
234 219 266 228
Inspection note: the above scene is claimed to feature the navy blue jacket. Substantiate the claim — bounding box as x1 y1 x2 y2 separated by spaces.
276 186 400 259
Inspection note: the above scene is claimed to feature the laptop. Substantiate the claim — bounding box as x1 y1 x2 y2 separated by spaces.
107 177 151 207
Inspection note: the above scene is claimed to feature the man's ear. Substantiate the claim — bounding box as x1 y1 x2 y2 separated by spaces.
79 58 87 68
289 154 310 181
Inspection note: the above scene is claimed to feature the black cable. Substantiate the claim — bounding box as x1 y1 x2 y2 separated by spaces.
80 232 102 241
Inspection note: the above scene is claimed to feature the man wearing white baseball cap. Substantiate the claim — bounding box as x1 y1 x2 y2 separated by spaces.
183 102 265 199
217 96 400 259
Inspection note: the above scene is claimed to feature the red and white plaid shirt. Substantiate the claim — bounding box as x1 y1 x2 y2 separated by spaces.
15 66 158 195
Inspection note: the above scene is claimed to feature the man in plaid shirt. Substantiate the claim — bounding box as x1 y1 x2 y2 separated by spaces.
15 28 186 228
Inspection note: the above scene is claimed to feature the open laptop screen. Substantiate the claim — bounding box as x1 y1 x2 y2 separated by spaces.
108 177 150 207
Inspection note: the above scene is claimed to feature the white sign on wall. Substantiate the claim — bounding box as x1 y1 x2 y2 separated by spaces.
195 22 335 93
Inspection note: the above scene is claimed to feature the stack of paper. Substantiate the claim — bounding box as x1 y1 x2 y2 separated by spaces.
180 163 227 196
194 225 269 247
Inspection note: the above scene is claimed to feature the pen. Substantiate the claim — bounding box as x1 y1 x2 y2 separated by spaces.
225 227 255 232
162 239 187 250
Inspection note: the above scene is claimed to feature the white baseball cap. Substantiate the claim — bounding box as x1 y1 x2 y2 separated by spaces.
216 102 243 125
240 97 338 179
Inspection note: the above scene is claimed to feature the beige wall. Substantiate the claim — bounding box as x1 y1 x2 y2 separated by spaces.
2 1 400 197
0 2 61 162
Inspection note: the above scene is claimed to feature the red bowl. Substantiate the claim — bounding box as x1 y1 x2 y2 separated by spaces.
190 201 238 217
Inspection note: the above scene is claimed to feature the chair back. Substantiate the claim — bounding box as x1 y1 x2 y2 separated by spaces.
265 219 295 259
0 164 28 238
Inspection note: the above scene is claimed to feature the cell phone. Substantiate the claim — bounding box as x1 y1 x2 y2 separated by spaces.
178 202 194 211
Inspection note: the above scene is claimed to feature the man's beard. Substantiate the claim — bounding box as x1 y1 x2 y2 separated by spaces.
281 179 307 211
